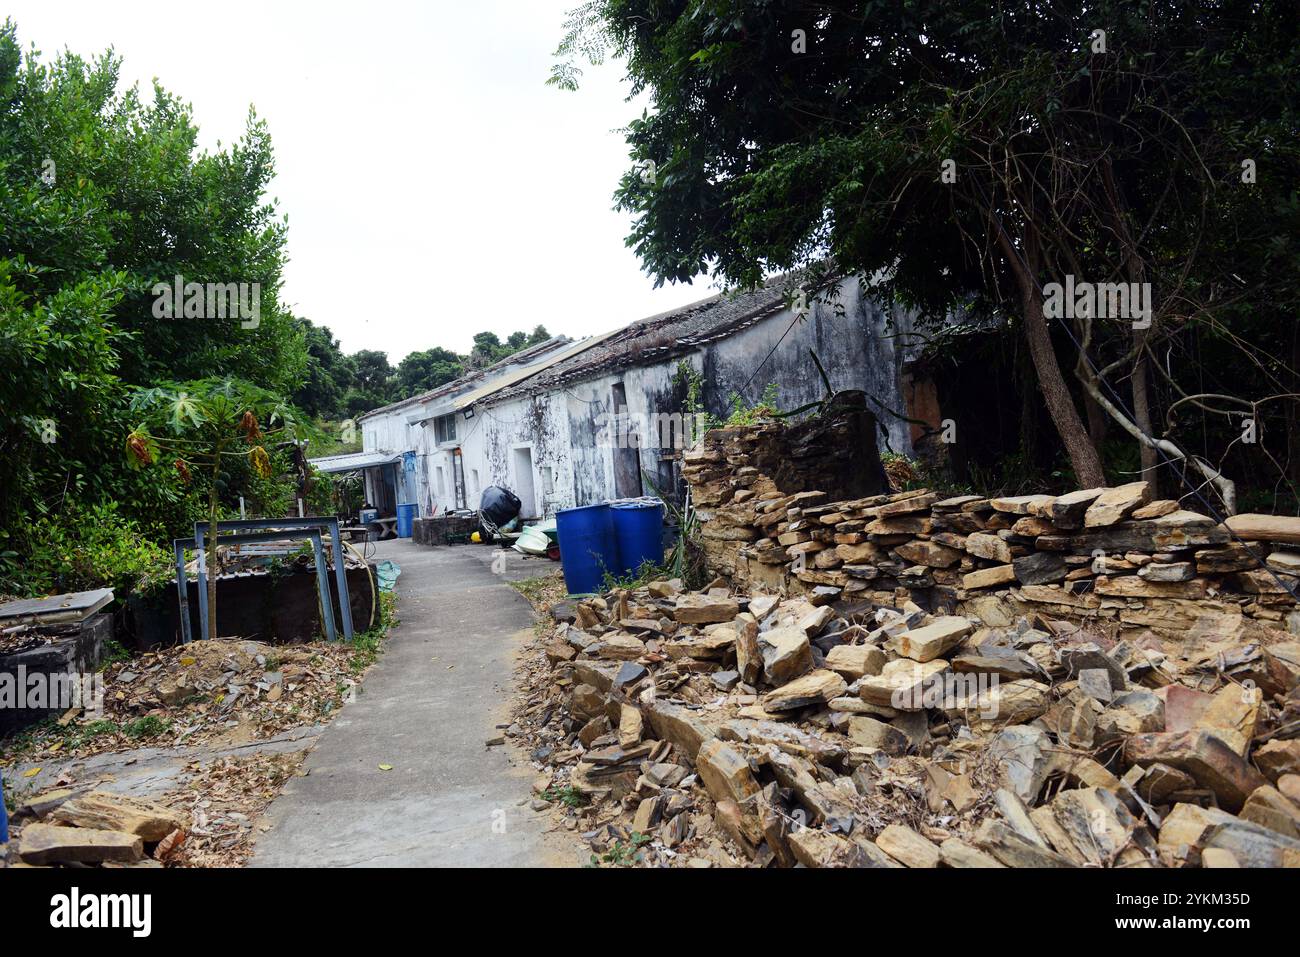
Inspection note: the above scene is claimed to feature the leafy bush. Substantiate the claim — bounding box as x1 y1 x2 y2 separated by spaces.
723 383 782 427
3 500 172 598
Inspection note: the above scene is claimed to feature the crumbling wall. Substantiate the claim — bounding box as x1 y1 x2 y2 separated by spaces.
685 427 1300 646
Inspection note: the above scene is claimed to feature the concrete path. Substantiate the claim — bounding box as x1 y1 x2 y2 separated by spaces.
251 539 578 867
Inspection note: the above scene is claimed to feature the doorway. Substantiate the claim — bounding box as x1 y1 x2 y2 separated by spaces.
452 449 467 509
611 381 643 499
512 446 536 519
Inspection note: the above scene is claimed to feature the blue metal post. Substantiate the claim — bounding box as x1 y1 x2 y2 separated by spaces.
193 518 354 640
323 518 355 640
195 536 210 642
173 538 194 644
308 532 337 643
1 769 9 844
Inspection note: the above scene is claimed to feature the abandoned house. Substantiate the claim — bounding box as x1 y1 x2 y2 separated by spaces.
316 276 948 521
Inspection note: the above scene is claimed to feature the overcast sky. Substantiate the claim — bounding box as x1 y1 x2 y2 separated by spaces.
6 0 709 360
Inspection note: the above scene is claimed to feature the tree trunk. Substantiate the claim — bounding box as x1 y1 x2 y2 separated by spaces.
1099 159 1157 493
1132 343 1158 495
207 464 220 642
1019 288 1107 487
990 216 1106 488
1078 371 1236 513
1084 388 1109 447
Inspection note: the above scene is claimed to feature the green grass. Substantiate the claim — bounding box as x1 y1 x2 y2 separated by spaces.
509 573 559 604
63 718 123 749
0 717 59 758
542 785 589 809
97 639 132 672
123 715 171 740
348 589 397 674
0 714 157 761
601 559 671 593
587 831 652 867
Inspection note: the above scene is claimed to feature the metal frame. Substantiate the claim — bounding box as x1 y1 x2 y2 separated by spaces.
179 517 355 644
187 528 334 644
173 537 196 645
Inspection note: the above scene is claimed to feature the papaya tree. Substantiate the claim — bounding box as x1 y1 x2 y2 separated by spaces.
126 377 306 641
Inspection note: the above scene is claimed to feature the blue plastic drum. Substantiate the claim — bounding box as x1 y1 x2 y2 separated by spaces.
611 500 665 577
555 503 620 595
395 503 418 538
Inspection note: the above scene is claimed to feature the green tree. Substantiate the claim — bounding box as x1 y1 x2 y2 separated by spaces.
294 319 354 417
552 1 1300 506
349 349 394 396
464 327 554 371
466 331 504 370
395 346 463 397
0 22 305 393
0 19 311 581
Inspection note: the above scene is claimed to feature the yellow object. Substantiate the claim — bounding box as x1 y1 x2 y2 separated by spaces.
471 531 482 543
249 444 272 478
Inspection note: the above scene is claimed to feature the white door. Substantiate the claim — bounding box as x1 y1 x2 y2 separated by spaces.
512 446 536 519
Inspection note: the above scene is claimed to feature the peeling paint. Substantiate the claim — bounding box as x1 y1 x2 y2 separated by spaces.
360 282 933 518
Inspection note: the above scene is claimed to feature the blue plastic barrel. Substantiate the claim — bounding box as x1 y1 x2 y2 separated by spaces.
0 769 8 843
555 503 620 595
395 503 418 538
611 500 665 577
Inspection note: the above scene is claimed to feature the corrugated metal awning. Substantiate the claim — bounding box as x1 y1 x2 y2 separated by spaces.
309 451 401 473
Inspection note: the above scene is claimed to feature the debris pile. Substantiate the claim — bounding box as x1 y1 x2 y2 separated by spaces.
5 788 186 868
13 638 360 762
3 747 302 868
512 563 1300 867
160 750 306 867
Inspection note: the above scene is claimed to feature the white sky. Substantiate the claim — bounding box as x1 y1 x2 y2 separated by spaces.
6 0 710 360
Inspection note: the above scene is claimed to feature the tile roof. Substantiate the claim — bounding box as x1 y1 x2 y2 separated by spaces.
356 335 573 422
484 279 793 406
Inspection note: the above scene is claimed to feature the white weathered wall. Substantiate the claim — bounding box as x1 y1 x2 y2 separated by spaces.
360 411 428 510
458 283 932 516
458 391 576 518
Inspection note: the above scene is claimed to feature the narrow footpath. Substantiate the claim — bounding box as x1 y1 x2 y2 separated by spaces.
251 539 578 867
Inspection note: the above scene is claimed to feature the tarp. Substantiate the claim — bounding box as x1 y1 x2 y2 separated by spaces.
513 525 551 555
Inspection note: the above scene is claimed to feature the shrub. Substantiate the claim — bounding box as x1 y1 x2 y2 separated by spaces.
4 500 172 598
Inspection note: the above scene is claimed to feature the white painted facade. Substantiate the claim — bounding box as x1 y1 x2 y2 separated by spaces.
348 280 936 522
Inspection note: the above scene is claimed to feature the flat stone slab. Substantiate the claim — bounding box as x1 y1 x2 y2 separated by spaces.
0 589 114 624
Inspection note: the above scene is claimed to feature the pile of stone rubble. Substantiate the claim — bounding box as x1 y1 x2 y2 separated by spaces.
513 576 1300 867
6 789 186 867
513 450 1300 867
